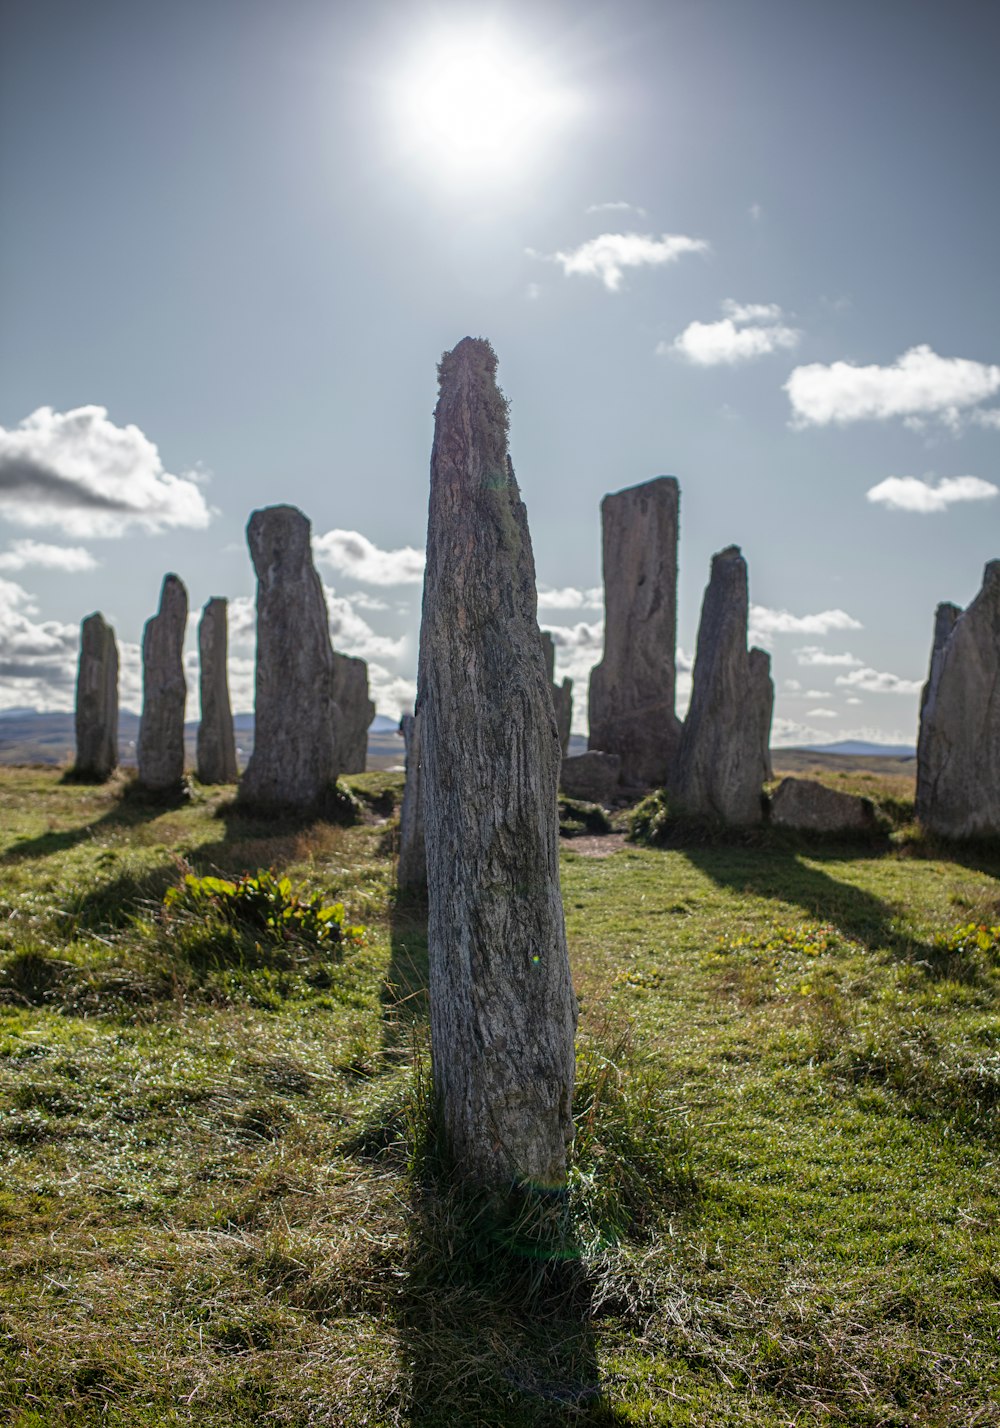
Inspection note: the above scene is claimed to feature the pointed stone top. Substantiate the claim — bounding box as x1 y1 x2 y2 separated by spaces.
157 573 188 614
714 544 744 565
606 474 679 502
983 558 1000 587
433 338 511 497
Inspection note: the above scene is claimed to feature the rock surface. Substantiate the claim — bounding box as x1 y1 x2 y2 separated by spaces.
672 545 773 825
419 336 577 1188
588 476 681 788
239 505 338 810
137 574 188 791
396 712 426 889
332 652 375 775
74 612 119 780
196 598 238 784
541 631 573 754
771 777 877 833
916 563 1000 838
559 750 621 805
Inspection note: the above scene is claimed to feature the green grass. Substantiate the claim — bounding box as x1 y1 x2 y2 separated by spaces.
0 765 998 1425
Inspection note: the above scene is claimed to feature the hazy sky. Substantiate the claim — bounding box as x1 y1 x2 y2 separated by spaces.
2 0 998 745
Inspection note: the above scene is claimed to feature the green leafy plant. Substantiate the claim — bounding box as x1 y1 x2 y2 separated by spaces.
935 921 1000 963
164 870 364 949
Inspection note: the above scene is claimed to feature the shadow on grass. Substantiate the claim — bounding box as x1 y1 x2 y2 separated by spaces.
0 790 170 864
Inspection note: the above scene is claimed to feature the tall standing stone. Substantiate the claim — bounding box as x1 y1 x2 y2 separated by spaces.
332 652 375 775
672 545 773 825
137 574 188 792
916 563 1000 838
419 337 577 1189
541 631 573 755
239 505 338 810
73 612 119 781
397 712 426 890
196 597 238 784
588 476 681 789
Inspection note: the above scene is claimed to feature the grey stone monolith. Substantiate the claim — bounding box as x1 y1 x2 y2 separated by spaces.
419 336 577 1189
239 505 338 810
672 545 773 825
541 631 573 754
916 563 1000 838
559 751 621 805
73 612 119 781
137 574 188 792
771 778 878 834
332 652 375 776
196 598 238 784
397 712 426 890
588 475 681 789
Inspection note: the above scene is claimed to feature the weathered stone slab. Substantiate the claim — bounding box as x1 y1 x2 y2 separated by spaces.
331 652 374 776
419 336 577 1188
771 777 877 833
397 711 426 889
196 597 238 784
559 750 621 805
137 574 188 791
672 545 773 825
239 505 338 810
916 563 1000 838
541 631 573 754
73 612 118 781
588 475 681 788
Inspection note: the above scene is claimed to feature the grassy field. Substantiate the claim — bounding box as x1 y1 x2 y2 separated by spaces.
1 765 998 1426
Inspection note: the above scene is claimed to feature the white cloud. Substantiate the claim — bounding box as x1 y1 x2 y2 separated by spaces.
865 474 998 513
971 408 1000 430
749 604 862 640
366 662 416 721
834 667 921 695
770 717 913 749
0 539 98 573
807 708 837 718
665 300 799 366
0 405 212 537
585 201 648 217
794 646 863 667
533 231 709 293
345 591 391 612
784 345 1000 427
0 577 79 710
536 584 602 610
784 678 802 692
313 529 425 586
845 696 862 705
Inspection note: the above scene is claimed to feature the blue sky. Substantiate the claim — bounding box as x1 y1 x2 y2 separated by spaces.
1 0 998 745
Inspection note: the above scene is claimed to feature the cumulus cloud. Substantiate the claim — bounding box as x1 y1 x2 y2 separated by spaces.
0 539 98 573
665 300 799 366
784 678 802 692
834 667 922 695
0 406 212 537
794 646 863 667
585 200 648 218
749 604 862 640
536 584 602 610
532 232 709 292
971 408 1000 430
313 529 425 586
0 577 79 710
784 345 1000 427
865 474 998 513
807 708 837 718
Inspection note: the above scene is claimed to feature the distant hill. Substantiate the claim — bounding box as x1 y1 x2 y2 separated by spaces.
800 740 916 759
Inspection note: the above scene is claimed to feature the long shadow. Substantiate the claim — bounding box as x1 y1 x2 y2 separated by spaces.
683 842 942 965
384 888 626 1424
0 791 171 864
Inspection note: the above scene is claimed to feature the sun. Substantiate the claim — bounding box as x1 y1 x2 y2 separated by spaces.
389 25 575 182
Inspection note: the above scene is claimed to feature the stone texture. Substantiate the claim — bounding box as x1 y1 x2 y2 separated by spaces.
541 631 573 754
588 475 681 789
137 574 188 791
397 712 426 889
73 612 119 780
331 652 374 775
196 598 238 784
916 563 1000 838
239 505 338 810
559 751 621 805
672 545 773 825
419 336 577 1189
771 777 877 833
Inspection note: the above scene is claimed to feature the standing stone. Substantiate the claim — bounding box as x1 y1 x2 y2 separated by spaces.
196 598 238 784
137 574 188 792
771 778 878 834
541 631 573 755
419 336 577 1189
73 612 119 781
588 476 681 789
672 546 773 825
239 505 338 810
916 563 1000 838
397 712 426 890
332 652 375 775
